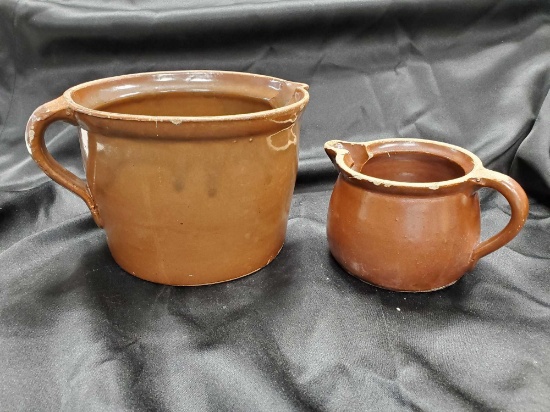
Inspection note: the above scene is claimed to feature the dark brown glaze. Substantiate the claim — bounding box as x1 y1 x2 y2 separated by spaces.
325 139 529 292
25 71 309 285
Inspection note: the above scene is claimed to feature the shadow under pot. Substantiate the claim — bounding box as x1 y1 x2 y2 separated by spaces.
324 138 529 292
26 70 309 285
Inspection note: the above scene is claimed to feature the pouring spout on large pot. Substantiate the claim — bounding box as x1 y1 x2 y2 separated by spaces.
291 82 309 91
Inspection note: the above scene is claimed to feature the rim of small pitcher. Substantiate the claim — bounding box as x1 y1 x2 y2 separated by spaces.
325 138 485 191
62 70 310 123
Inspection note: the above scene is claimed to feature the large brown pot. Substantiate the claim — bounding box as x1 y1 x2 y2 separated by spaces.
26 71 309 285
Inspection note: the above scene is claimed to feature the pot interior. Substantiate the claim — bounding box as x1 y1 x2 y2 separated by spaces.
96 92 274 117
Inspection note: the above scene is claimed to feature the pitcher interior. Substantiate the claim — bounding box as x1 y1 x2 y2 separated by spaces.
360 152 467 183
336 140 478 185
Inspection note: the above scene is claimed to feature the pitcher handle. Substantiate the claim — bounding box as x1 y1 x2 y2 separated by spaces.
25 96 103 227
468 169 528 267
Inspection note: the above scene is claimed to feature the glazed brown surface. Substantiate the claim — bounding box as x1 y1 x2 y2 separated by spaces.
25 71 309 285
85 125 298 285
97 92 273 116
325 139 529 292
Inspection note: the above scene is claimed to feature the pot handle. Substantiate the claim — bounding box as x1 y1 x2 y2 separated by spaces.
469 169 528 267
25 96 103 227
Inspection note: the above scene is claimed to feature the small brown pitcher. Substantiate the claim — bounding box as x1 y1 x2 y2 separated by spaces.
325 138 529 292
26 71 309 285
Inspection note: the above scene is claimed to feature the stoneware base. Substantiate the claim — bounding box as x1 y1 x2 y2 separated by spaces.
114 243 285 286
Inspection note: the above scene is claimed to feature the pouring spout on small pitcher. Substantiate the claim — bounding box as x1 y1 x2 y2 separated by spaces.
324 140 362 171
325 140 348 162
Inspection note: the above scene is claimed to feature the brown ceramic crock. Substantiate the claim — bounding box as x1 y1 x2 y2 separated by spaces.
26 71 309 285
325 138 529 292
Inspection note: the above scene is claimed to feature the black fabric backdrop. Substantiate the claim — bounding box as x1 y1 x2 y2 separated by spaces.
1 1 549 411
